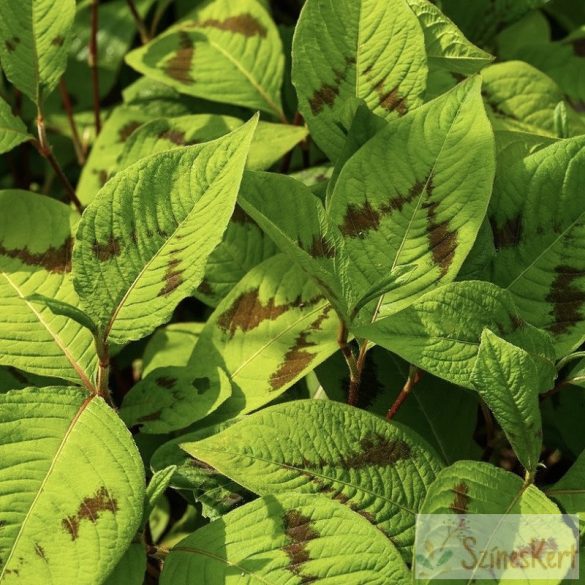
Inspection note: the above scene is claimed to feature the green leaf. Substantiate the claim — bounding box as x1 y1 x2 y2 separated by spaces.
490 136 585 355
357 281 557 389
417 460 570 583
161 493 411 584
546 449 585 520
76 106 154 206
119 365 231 433
0 0 75 103
181 399 443 558
406 0 493 75
142 322 204 377
471 329 546 473
0 190 97 386
292 0 427 161
74 116 258 344
481 60 584 138
144 466 177 525
103 543 147 585
0 387 145 585
188 254 339 418
329 78 495 320
117 114 308 173
0 96 31 154
126 0 285 119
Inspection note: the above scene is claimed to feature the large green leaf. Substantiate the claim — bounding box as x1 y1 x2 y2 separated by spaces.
406 0 493 75
160 493 411 585
471 329 546 474
417 460 571 584
117 114 308 173
490 136 585 355
0 190 97 387
0 96 31 155
329 78 495 320
103 543 146 585
357 281 557 389
126 0 285 119
292 0 427 161
74 116 258 344
0 387 144 585
0 0 75 102
181 399 443 559
188 254 339 417
119 364 231 433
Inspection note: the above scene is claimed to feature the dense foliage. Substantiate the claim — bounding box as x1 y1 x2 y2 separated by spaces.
1 0 585 583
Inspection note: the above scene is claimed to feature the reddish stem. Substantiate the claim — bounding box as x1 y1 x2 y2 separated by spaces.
89 0 102 135
386 366 421 421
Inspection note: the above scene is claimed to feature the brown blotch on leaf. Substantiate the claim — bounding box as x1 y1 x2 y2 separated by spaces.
270 331 316 390
95 169 109 187
309 83 339 116
309 234 335 258
375 82 408 115
138 410 162 422
62 487 118 540
164 32 195 83
51 35 65 47
573 38 585 57
4 36 20 52
425 200 457 276
92 236 121 262
343 433 411 469
158 129 186 145
197 278 214 296
198 14 267 37
34 544 47 561
217 288 299 338
545 265 585 335
159 258 184 296
118 121 142 142
0 236 73 274
283 509 319 583
339 199 381 238
380 176 430 215
491 215 522 249
156 376 177 389
450 482 470 514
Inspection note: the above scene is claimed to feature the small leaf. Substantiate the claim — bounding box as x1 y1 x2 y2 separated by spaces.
0 95 31 154
0 387 145 585
181 399 443 559
119 365 231 433
103 543 147 585
143 466 177 526
293 0 428 160
27 294 98 335
406 0 493 75
0 0 75 102
74 116 258 344
160 493 411 585
471 329 547 473
126 0 285 119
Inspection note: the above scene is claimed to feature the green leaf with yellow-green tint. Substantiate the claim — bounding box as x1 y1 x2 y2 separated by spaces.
74 116 258 344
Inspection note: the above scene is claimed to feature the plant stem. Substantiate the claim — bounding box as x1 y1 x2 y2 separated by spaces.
150 0 172 37
95 335 113 405
89 0 102 135
337 320 370 406
126 0 151 44
479 399 495 462
556 351 585 371
58 79 86 165
386 365 420 420
33 110 84 213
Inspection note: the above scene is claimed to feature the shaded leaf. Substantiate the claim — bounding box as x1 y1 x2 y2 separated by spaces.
0 96 31 154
